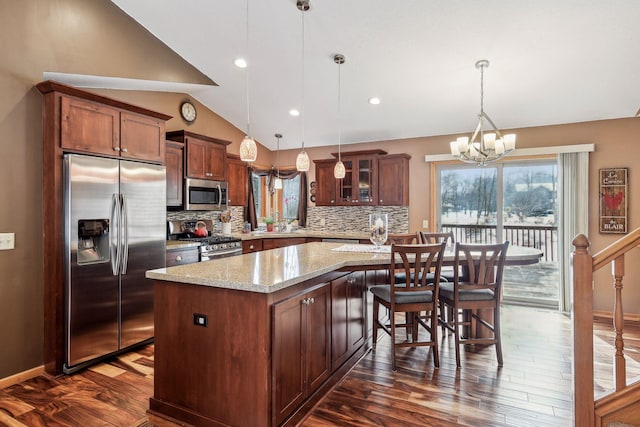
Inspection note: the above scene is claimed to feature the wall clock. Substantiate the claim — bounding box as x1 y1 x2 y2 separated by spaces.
180 100 197 123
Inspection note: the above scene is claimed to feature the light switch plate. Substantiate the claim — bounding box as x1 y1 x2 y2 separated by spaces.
422 220 429 229
0 233 15 250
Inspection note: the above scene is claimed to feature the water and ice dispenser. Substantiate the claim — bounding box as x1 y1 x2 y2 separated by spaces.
77 219 110 264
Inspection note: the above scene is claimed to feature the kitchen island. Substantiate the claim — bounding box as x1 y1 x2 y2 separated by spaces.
146 242 542 427
146 242 378 427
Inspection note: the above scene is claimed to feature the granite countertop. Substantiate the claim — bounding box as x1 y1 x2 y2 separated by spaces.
148 242 389 293
148 242 543 294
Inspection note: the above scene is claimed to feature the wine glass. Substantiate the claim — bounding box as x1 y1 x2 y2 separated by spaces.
369 213 388 251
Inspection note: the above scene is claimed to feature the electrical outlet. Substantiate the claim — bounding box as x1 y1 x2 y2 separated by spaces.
193 313 208 327
422 220 429 229
0 233 15 250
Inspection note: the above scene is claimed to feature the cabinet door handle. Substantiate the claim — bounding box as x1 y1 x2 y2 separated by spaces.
176 255 183 262
121 147 128 153
347 277 355 284
302 298 309 306
380 199 383 203
249 244 254 249
113 147 120 152
309 297 315 304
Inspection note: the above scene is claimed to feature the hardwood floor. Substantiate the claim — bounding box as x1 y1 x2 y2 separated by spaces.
1 306 638 427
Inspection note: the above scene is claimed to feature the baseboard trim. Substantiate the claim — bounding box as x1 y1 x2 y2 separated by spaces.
0 365 45 390
593 310 640 324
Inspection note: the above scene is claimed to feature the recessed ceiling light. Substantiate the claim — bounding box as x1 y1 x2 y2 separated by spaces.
289 109 300 117
368 97 381 105
234 58 247 68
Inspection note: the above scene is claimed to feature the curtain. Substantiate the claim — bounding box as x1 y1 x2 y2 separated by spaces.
558 152 589 313
246 168 308 228
246 166 258 230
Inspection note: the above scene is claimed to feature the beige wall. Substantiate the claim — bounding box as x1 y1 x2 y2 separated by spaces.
1 0 638 378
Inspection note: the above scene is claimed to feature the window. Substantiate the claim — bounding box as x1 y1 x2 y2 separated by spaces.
251 172 300 222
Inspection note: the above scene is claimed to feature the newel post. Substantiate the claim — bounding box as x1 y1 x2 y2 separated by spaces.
572 234 594 427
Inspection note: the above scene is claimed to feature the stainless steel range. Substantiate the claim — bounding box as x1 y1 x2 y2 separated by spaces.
167 219 242 261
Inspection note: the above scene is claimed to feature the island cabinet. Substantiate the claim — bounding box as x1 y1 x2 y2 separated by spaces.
166 130 230 181
331 271 366 368
272 283 331 426
150 270 369 427
165 140 184 207
227 153 248 206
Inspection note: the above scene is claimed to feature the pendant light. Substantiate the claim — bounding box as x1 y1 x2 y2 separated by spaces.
239 0 257 162
295 0 310 172
333 54 346 179
274 133 283 189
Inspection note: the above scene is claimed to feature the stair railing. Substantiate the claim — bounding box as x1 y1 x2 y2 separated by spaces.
572 227 640 427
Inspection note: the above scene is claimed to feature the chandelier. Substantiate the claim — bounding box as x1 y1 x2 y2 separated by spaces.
450 59 516 166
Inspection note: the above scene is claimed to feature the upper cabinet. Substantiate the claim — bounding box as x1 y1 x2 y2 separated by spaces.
314 150 410 207
38 81 170 164
378 154 410 206
165 140 184 207
166 130 230 181
336 152 380 206
227 154 248 206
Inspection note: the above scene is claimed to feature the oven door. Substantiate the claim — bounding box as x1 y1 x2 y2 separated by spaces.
185 178 228 211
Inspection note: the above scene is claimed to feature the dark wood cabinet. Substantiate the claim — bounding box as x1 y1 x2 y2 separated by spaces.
166 130 230 181
378 154 411 206
336 154 378 206
60 95 165 163
120 111 165 163
165 246 198 267
314 150 409 207
165 141 184 207
272 283 331 426
60 96 120 156
227 154 248 206
242 239 263 253
331 272 366 369
313 160 337 206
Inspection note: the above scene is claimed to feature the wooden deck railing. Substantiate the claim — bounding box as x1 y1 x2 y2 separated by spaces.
572 227 640 427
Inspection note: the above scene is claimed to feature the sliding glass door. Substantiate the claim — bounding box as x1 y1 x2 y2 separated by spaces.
436 160 560 308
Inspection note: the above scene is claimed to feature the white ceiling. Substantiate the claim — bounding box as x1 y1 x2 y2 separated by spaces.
108 0 640 151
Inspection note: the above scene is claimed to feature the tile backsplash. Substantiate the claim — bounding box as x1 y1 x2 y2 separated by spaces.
166 205 408 234
306 206 409 233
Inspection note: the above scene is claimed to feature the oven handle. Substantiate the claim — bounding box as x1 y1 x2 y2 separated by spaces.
201 248 242 260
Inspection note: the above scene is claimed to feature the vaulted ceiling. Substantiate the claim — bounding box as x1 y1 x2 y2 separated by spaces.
109 0 640 150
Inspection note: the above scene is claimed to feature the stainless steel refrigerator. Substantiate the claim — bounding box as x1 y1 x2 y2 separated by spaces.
63 153 166 373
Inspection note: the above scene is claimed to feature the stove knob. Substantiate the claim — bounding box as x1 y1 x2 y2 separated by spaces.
212 244 219 251
221 243 227 250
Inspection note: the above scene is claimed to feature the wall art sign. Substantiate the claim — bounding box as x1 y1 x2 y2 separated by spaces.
599 168 628 234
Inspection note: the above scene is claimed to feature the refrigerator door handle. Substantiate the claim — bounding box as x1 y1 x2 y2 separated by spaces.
120 193 129 274
111 193 121 276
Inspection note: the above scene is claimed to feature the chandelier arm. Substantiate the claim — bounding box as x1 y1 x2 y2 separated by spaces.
480 111 504 139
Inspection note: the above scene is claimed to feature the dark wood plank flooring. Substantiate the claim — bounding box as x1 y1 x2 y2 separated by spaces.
1 306 639 427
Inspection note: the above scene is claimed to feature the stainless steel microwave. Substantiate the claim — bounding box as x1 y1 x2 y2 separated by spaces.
184 178 228 211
